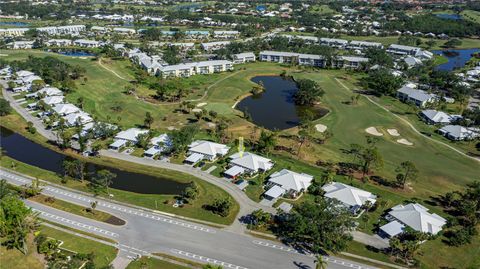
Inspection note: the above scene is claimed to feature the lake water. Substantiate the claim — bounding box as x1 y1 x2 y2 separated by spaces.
0 21 29 27
432 48 480 71
435 13 462 20
0 127 186 195
235 76 328 130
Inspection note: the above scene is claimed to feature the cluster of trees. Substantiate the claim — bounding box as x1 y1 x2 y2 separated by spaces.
385 14 480 37
150 80 189 102
388 230 428 266
205 198 233 217
9 56 85 88
276 200 355 255
181 181 199 204
361 69 405 96
0 186 39 254
0 98 12 116
346 138 384 178
440 181 480 246
169 124 199 155
62 160 116 195
293 79 325 106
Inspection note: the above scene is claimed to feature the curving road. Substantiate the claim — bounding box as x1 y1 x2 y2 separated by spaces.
99 149 276 232
1 169 379 269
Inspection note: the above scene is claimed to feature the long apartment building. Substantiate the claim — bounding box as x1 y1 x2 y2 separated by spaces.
37 25 86 35
157 60 234 78
259 51 368 69
387 44 433 59
0 28 30 37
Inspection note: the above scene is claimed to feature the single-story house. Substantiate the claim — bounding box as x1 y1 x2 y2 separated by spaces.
114 128 149 143
52 103 81 116
64 111 93 126
322 182 377 213
185 140 230 164
224 152 274 178
420 110 461 125
396 86 436 107
383 203 446 235
438 125 479 141
144 134 171 158
265 169 313 198
42 96 64 106
16 70 35 78
378 220 405 238
404 57 422 68
27 87 63 98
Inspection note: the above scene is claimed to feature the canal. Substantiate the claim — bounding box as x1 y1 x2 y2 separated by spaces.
0 127 187 195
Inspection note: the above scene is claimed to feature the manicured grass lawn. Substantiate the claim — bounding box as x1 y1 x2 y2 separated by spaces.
0 236 44 269
126 256 191 269
29 194 123 225
310 4 337 15
39 225 118 268
461 9 480 23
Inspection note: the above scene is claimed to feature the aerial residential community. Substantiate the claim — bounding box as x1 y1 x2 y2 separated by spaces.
0 1 479 269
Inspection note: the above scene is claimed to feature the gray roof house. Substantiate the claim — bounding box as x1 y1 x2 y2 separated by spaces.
396 86 436 107
383 203 446 235
224 152 274 178
420 110 461 125
322 182 376 213
438 125 479 141
185 140 230 164
266 169 313 198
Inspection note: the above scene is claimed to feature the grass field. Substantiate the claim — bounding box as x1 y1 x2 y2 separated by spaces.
29 194 123 225
39 225 118 268
461 10 480 23
0 236 44 269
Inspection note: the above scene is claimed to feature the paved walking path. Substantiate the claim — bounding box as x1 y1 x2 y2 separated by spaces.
99 150 276 232
334 78 480 163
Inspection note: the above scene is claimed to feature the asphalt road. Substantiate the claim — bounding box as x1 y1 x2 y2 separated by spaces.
1 169 378 269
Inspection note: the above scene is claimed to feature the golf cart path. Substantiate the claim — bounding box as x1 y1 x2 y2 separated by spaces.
334 78 480 163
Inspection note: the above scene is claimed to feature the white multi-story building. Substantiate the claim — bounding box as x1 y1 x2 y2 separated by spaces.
201 41 231 51
73 39 102 48
0 28 30 37
46 39 72 47
37 25 85 36
7 41 34 49
213 30 240 39
232 52 256 64
158 60 234 78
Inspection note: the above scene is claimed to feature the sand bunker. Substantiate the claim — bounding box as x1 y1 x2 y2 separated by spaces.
196 102 207 107
397 138 413 146
315 124 327 133
191 108 202 113
365 127 383 136
387 129 400 137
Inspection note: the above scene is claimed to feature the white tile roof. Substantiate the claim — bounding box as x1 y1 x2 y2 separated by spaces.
114 128 148 142
264 185 286 199
188 140 230 157
268 169 313 192
322 182 377 207
388 203 446 234
52 103 80 115
229 152 273 172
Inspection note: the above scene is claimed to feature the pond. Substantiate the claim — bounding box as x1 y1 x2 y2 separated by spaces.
0 127 187 195
235 76 328 130
0 21 30 27
432 48 480 71
435 13 462 20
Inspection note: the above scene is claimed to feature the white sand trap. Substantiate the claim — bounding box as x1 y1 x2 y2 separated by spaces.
0 54 7 57
196 102 207 107
191 108 202 113
167 126 176 131
387 129 400 137
397 138 413 146
315 124 327 133
365 127 383 136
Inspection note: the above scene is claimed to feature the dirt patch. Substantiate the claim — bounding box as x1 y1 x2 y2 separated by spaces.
365 127 383 136
105 215 126 226
387 128 400 137
396 138 413 146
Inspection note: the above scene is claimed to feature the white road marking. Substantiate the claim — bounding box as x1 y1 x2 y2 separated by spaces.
0 171 215 234
32 209 119 238
171 249 249 269
252 240 375 269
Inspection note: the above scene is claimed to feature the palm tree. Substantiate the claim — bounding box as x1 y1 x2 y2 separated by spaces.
315 255 328 269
